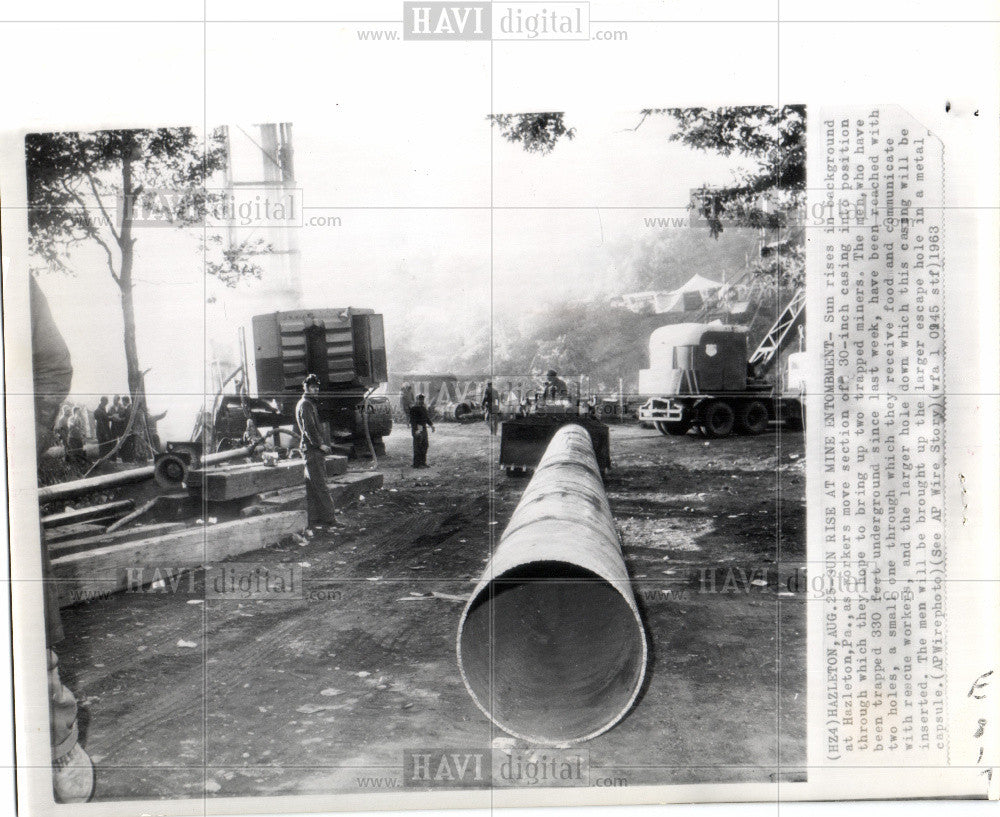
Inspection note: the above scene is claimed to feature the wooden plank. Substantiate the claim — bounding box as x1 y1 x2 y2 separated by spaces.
324 455 349 477
47 522 191 556
105 497 161 533
52 510 307 607
187 456 349 502
188 456 347 502
258 472 383 511
188 459 304 501
41 500 134 529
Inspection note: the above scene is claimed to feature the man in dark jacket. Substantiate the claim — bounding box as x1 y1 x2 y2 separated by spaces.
542 369 570 402
295 374 340 530
93 396 111 456
30 276 94 803
410 393 435 468
481 381 498 435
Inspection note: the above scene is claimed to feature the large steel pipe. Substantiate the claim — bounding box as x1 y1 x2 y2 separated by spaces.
457 424 647 745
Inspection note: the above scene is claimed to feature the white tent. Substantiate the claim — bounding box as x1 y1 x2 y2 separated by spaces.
652 274 723 313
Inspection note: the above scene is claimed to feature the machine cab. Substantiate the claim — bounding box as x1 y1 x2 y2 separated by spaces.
639 323 748 396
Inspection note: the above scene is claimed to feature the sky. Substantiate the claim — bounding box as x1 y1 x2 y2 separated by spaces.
33 108 751 439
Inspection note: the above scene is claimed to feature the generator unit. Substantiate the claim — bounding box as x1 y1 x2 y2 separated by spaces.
215 308 392 456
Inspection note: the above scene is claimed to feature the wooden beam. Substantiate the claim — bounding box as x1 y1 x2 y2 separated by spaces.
41 500 134 529
51 509 307 607
105 497 161 533
187 455 348 502
259 472 383 511
46 521 190 557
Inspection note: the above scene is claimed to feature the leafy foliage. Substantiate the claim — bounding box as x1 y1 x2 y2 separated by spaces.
488 113 575 154
26 127 229 277
201 234 272 288
648 105 806 238
490 107 806 287
26 126 273 443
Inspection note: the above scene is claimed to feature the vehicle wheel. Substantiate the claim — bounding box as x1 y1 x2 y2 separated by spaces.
738 401 769 435
654 421 669 436
701 401 735 438
454 403 472 422
664 421 690 436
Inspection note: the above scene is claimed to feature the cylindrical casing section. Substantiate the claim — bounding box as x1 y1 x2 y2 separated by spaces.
457 423 647 745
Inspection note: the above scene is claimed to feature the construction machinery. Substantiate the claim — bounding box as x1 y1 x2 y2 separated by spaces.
499 398 611 476
214 308 392 456
638 288 805 438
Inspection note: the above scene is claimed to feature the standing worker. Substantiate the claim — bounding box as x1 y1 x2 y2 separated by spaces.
542 369 569 402
108 395 125 460
481 381 498 434
295 374 341 531
93 396 111 457
30 276 94 803
66 407 87 466
409 393 435 468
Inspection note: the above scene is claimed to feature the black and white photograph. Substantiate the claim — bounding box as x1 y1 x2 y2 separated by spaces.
18 104 807 802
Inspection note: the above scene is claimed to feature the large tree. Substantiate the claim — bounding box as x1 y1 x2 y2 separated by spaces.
26 127 267 452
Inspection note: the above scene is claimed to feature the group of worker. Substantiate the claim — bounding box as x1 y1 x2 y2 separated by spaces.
52 404 88 465
480 370 570 432
92 395 136 460
51 395 137 466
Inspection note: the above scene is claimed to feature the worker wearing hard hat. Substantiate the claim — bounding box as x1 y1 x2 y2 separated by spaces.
296 374 341 531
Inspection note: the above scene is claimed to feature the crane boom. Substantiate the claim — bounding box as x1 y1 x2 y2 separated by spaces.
748 288 805 372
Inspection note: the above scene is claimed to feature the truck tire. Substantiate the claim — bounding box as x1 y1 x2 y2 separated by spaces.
701 400 735 438
655 420 690 436
738 400 769 435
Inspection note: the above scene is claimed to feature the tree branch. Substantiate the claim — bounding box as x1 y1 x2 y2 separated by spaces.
84 171 121 243
59 179 122 286
91 231 122 288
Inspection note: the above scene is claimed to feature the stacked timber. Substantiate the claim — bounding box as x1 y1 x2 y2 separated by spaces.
187 455 348 502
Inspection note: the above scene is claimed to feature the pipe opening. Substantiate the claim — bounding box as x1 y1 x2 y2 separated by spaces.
459 560 645 744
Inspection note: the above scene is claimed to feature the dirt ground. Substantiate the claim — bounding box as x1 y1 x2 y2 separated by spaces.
57 421 806 799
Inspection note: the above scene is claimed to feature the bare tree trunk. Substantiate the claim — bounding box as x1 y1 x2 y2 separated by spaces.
117 138 158 454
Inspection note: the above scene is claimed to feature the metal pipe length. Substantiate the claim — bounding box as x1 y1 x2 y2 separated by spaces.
37 465 156 503
457 423 647 745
